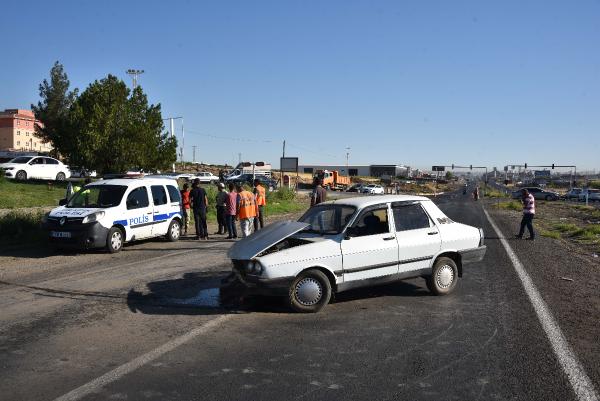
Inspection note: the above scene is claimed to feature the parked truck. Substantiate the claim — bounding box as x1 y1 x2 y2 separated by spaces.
315 169 351 191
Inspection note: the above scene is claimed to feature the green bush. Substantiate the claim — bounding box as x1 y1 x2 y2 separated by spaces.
0 210 46 245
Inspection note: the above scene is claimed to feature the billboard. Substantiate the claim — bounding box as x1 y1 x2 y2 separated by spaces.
280 157 299 173
534 170 551 178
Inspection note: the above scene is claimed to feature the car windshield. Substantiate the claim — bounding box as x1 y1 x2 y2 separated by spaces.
67 185 127 208
8 157 33 164
298 204 356 234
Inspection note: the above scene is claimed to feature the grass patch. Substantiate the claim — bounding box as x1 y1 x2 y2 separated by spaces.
553 223 579 234
540 230 561 239
0 177 84 209
498 201 522 211
571 225 600 241
484 189 509 198
0 210 47 246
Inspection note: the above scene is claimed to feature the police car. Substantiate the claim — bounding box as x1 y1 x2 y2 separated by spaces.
43 177 183 252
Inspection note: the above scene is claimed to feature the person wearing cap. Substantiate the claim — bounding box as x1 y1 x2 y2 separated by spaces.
253 178 266 231
215 182 228 235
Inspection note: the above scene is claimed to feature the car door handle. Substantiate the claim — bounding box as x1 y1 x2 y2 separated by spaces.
383 236 395 241
428 231 439 235
146 212 153 215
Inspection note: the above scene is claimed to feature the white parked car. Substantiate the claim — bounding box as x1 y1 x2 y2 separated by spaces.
191 171 219 184
362 184 385 194
226 195 486 312
578 188 600 202
1 156 71 181
42 177 182 252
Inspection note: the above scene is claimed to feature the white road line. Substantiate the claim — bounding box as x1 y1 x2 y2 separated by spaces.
53 314 233 401
483 208 599 401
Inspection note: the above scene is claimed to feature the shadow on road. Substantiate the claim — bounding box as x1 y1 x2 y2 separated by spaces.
333 280 430 305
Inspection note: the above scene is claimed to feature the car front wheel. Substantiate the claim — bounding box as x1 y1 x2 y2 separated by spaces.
106 227 124 253
288 269 331 313
16 170 27 180
426 257 458 295
56 172 66 181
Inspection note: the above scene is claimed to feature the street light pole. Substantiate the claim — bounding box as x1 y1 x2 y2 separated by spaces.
345 147 350 176
126 69 145 89
162 116 183 172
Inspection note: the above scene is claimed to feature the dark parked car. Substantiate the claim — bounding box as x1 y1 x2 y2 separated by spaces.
511 187 559 201
346 184 365 192
226 174 277 190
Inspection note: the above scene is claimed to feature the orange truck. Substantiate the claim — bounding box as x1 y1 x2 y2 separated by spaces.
315 170 351 191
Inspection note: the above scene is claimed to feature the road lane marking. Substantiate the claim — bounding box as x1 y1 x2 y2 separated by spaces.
53 314 233 401
483 208 599 401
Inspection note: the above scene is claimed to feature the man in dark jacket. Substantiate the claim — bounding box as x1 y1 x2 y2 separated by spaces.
310 178 327 207
190 179 209 240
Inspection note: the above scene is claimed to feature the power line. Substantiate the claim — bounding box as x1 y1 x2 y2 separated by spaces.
184 129 273 143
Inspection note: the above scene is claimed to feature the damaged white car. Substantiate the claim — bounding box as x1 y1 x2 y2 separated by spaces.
226 195 486 313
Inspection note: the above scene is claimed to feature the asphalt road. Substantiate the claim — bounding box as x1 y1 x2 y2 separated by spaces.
0 193 598 401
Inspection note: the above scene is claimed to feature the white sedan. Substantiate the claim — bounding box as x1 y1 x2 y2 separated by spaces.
226 195 486 313
362 184 385 194
191 171 219 184
1 156 71 181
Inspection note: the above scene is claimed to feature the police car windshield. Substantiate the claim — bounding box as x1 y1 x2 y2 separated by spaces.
67 185 127 208
298 204 356 234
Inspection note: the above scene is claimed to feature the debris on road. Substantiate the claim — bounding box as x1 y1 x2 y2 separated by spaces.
559 277 574 282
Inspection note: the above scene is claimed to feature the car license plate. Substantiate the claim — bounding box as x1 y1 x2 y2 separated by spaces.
51 231 71 238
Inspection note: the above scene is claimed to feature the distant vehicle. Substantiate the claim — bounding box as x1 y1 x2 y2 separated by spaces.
362 184 385 195
227 162 272 178
69 167 97 178
346 184 365 193
578 188 600 202
42 177 182 252
147 172 193 181
191 172 219 184
315 170 351 191
565 188 582 200
511 187 559 201
0 156 71 181
226 173 277 190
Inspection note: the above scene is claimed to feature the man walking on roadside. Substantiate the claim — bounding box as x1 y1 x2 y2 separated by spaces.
253 178 266 231
190 179 209 240
215 183 228 235
515 188 535 240
236 183 257 238
310 178 327 207
225 183 238 239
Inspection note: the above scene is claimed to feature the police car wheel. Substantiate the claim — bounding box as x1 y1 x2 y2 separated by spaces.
106 227 124 253
167 220 180 242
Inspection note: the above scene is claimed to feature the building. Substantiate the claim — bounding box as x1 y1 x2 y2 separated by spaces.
297 164 410 177
0 109 51 153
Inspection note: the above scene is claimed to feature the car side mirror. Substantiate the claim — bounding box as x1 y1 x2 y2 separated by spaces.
344 227 356 240
59 198 67 206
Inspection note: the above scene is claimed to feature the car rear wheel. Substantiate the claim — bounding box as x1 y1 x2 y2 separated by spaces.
16 170 27 181
167 219 181 242
106 227 124 253
426 257 458 295
56 172 66 181
288 269 331 313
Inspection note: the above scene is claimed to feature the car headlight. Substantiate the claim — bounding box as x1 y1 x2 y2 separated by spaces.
41 212 49 224
82 211 105 224
245 260 263 275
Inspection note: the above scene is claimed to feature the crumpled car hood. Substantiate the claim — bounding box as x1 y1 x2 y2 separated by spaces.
227 220 309 260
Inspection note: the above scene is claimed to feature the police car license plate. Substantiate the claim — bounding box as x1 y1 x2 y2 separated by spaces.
51 231 71 238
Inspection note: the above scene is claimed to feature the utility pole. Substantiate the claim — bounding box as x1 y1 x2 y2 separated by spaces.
192 146 196 163
126 69 145 89
345 147 351 176
282 140 286 158
162 116 182 172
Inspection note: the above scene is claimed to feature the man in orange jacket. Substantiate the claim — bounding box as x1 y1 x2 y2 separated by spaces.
253 179 266 231
236 183 257 238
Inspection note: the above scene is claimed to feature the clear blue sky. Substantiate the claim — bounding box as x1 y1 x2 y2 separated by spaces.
1 0 599 171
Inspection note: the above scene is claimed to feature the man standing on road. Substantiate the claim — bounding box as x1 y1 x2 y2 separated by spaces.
225 183 238 239
515 188 536 240
180 183 191 236
215 183 228 235
190 179 209 240
236 183 257 238
253 178 266 231
310 178 327 207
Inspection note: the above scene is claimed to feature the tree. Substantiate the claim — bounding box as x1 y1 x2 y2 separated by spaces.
445 171 454 180
69 75 176 173
31 61 79 158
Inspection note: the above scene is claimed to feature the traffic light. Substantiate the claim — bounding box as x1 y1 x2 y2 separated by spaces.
452 164 454 170
469 165 472 170
552 163 555 169
524 163 527 169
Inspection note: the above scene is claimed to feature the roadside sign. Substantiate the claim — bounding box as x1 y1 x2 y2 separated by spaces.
504 166 508 172
280 157 299 173
432 166 445 172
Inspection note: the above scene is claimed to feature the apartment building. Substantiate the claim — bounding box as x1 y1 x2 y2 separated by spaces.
0 109 52 152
